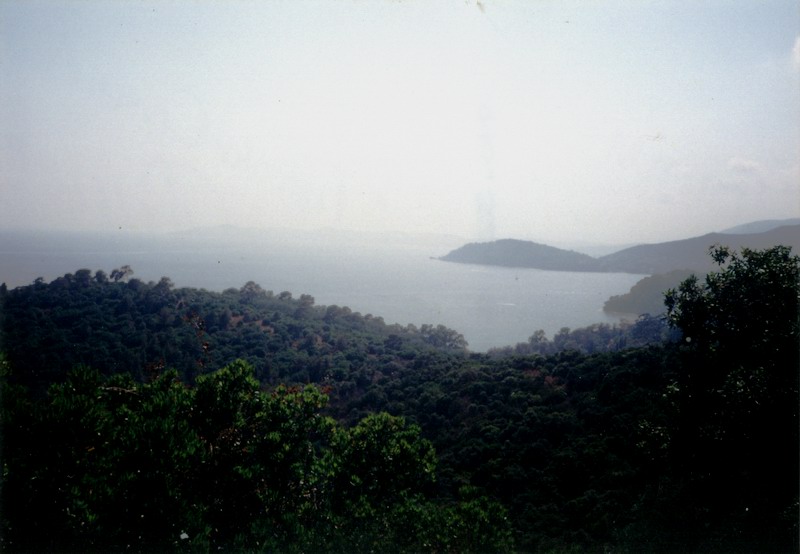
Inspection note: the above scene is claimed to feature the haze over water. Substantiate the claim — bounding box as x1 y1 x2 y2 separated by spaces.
2 2 798 245
0 228 644 352
2 2 796 350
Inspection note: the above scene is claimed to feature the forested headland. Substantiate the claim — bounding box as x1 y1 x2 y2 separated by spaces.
1 245 798 552
439 223 800 275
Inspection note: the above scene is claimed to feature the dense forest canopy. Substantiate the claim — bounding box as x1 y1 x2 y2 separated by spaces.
1 245 798 552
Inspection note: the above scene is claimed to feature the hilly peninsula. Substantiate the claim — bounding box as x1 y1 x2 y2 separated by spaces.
440 223 800 275
438 239 597 271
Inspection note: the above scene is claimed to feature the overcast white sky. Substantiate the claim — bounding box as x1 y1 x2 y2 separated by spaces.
1 0 799 245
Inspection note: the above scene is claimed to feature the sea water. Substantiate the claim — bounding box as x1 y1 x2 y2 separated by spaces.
0 230 645 352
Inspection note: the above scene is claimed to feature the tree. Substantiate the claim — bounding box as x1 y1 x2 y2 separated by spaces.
419 324 468 351
74 268 93 287
239 281 266 303
666 245 799 365
192 361 336 548
663 245 799 551
278 290 293 301
295 294 316 318
332 412 436 512
110 265 133 282
324 412 444 551
1 364 206 551
2 356 517 552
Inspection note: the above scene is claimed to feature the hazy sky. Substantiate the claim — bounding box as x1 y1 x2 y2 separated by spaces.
2 1 799 245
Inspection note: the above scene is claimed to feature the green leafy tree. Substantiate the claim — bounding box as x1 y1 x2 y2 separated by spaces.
333 412 436 513
319 413 433 550
190 360 335 548
419 324 469 351
2 364 206 551
663 245 799 551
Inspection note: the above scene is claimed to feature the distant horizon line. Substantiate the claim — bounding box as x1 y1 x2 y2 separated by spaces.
1 216 798 254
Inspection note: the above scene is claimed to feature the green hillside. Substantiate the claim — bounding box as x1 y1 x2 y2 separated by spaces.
439 224 800 275
439 238 597 271
1 246 798 552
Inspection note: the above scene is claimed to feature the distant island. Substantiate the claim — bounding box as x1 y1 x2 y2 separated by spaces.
439 221 800 275
439 239 597 272
440 220 800 317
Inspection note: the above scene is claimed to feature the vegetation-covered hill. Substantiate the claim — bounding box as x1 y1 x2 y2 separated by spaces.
439 223 800 276
1 245 798 552
0 270 468 393
721 217 800 234
603 270 696 316
438 239 597 271
594 224 800 274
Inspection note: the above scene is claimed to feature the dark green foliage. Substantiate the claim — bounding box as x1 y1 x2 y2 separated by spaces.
656 245 800 551
418 323 469 351
0 270 460 391
1 360 514 552
2 365 206 551
2 244 797 552
354 346 679 551
488 314 677 357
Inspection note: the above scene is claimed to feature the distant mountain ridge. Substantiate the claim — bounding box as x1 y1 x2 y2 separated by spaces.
440 222 800 275
721 218 800 234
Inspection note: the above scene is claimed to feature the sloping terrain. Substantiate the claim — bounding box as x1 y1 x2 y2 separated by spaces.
595 224 800 274
438 238 597 271
440 224 800 275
